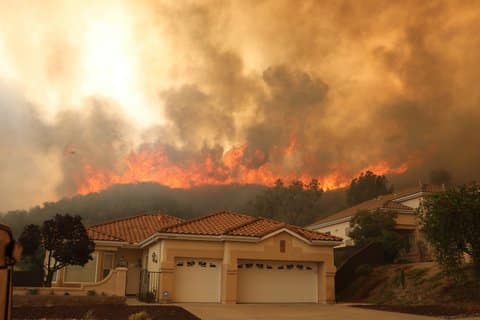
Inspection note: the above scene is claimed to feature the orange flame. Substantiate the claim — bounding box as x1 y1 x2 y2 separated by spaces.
75 143 409 195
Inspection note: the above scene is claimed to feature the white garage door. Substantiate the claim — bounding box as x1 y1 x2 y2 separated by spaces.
174 258 222 302
237 260 318 303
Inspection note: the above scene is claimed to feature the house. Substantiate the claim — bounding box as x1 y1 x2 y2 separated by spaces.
51 211 342 304
307 184 443 261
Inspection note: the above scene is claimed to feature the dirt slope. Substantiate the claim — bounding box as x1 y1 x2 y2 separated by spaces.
339 262 480 306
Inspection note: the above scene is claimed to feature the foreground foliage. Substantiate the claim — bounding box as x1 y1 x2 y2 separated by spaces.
252 179 323 226
349 209 404 263
19 214 95 286
419 183 480 278
346 171 393 206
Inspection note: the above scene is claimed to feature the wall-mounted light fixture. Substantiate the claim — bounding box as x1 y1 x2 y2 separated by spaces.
151 252 158 263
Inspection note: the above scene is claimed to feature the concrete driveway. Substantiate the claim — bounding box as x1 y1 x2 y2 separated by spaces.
178 303 438 320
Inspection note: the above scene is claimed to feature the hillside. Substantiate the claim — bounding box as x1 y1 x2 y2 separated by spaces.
340 262 480 306
0 182 347 236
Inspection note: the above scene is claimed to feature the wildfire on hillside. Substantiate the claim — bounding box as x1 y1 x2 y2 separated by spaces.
76 143 409 194
2 0 479 212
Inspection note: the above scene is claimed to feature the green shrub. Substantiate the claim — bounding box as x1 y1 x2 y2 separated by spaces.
128 311 152 320
355 264 373 276
87 290 96 296
27 288 38 295
81 310 96 320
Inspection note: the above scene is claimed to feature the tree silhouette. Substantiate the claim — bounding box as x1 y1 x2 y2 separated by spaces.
346 171 393 206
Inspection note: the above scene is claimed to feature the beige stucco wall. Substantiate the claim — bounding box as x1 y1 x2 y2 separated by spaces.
395 213 417 229
156 232 336 304
116 248 142 268
48 234 337 304
147 241 162 272
399 197 421 209
52 245 142 286
15 267 128 297
314 221 351 247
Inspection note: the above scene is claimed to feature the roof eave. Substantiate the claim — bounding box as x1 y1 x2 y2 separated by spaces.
308 216 352 230
94 240 129 247
311 240 343 246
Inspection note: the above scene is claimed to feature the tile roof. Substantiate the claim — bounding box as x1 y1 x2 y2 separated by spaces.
88 213 184 244
161 211 253 236
310 184 443 226
381 200 414 211
160 211 342 242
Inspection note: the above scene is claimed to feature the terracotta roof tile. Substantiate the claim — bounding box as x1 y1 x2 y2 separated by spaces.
88 213 184 244
289 226 343 241
87 229 124 242
161 211 341 242
382 200 415 211
160 211 254 236
227 218 284 237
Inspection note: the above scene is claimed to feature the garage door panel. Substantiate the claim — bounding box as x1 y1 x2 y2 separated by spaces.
237 260 317 303
174 258 221 303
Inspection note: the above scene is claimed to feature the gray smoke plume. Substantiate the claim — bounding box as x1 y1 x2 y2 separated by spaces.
1 0 480 210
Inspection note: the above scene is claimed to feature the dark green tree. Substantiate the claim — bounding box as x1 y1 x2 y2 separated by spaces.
18 224 41 257
349 209 404 263
253 178 323 226
346 171 393 206
418 183 480 278
41 214 95 286
18 224 44 274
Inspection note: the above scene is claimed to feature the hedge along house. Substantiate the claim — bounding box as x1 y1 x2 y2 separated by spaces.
50 211 342 303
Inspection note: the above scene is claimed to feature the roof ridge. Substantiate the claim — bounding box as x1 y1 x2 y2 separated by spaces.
88 228 126 242
224 217 262 234
256 221 287 237
284 223 343 241
159 211 254 232
382 200 414 210
88 211 175 229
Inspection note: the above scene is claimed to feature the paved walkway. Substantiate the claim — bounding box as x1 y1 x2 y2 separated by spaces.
178 303 436 320
126 299 480 320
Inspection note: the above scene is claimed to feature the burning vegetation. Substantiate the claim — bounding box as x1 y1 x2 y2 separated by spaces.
0 1 480 210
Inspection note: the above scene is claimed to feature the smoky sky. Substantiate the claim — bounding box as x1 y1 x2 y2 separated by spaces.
1 0 480 211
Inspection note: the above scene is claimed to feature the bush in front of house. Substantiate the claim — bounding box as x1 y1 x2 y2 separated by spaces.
128 311 152 320
81 310 96 320
87 290 96 296
419 183 480 280
348 209 405 263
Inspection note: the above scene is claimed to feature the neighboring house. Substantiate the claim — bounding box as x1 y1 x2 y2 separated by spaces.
307 184 443 261
51 211 342 304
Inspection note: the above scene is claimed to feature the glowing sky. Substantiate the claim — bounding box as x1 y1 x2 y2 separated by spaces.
1 0 480 211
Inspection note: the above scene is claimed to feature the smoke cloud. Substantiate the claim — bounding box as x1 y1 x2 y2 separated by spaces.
1 0 480 210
